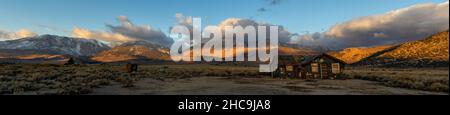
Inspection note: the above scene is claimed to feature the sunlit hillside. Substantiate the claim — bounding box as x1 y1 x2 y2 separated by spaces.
329 45 393 64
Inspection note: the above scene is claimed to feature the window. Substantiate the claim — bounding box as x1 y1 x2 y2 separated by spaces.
311 63 319 73
332 63 340 74
286 65 294 72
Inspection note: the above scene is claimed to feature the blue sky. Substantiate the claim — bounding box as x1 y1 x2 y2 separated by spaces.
0 0 447 36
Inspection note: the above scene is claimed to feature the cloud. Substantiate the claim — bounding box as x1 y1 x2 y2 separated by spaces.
257 8 267 12
175 13 193 26
292 1 449 49
258 0 285 13
14 29 38 38
218 18 294 43
72 16 174 47
268 0 283 5
0 29 37 40
172 17 294 60
171 14 294 43
72 27 135 44
106 16 174 46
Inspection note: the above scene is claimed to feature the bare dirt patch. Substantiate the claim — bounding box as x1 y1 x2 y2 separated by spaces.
91 77 445 95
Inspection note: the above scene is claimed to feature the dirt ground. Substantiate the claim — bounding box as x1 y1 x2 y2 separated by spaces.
90 76 446 95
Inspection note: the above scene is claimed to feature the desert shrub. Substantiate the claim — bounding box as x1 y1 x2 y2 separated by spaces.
429 83 448 92
348 71 449 92
336 74 351 80
0 82 13 94
191 70 203 77
0 64 124 95
114 75 135 88
168 71 187 77
74 71 91 77
0 75 13 82
180 73 193 79
88 79 110 88
0 70 21 76
57 86 92 95
411 82 426 89
243 71 259 77
25 72 60 81
205 71 219 76
0 64 266 95
56 81 92 95
39 80 57 86
11 81 41 94
98 71 116 79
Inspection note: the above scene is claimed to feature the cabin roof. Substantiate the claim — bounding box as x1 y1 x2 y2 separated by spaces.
278 54 320 65
278 53 347 66
278 55 304 65
301 54 347 65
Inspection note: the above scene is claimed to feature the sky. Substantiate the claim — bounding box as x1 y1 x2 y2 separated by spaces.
0 0 449 48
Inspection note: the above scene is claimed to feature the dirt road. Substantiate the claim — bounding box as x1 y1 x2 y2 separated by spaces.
91 77 446 95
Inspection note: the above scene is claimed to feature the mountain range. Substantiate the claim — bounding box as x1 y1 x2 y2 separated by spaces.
0 35 110 57
0 30 448 67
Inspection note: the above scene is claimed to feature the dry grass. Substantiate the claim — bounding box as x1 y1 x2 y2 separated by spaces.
0 64 262 95
0 64 126 95
2 63 447 95
345 67 449 92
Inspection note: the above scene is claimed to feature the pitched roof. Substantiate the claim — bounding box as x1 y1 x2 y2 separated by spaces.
302 53 347 65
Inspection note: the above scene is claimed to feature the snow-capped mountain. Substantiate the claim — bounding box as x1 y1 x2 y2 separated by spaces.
0 34 111 56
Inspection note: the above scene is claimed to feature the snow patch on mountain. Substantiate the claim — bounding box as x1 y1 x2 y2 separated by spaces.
0 34 111 56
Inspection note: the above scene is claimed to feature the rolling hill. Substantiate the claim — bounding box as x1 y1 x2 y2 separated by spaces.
357 30 449 67
91 41 171 63
328 45 394 64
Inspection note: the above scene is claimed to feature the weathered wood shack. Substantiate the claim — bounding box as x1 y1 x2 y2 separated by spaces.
301 54 346 79
275 55 305 78
274 54 346 79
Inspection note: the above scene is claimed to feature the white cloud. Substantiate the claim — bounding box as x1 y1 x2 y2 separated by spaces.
218 18 294 43
175 13 193 26
72 27 136 44
292 1 449 49
73 16 174 47
0 29 37 41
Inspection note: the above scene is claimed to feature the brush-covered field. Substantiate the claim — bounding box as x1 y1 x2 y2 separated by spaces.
0 64 447 95
345 67 449 92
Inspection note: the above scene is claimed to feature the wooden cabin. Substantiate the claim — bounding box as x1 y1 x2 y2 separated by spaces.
274 54 346 79
62 57 84 65
274 55 305 78
301 54 346 79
